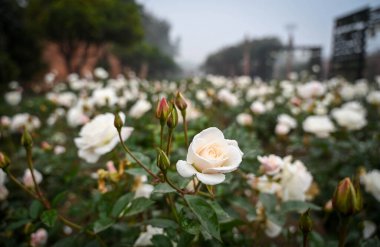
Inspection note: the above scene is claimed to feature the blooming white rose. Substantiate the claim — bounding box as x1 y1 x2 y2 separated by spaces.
250 101 266 114
129 99 152 119
30 228 48 247
11 113 41 132
94 67 109 79
23 169 43 187
5 91 22 105
134 176 154 199
275 123 290 135
75 113 133 163
367 91 380 105
236 113 253 126
360 170 380 202
176 127 243 185
258 155 283 175
332 102 366 130
297 81 326 99
302 115 335 138
92 87 118 107
280 159 312 201
248 175 281 194
217 88 239 107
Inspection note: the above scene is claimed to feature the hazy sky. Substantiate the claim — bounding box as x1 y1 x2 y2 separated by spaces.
138 0 380 66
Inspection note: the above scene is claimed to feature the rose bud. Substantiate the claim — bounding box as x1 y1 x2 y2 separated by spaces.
21 128 33 150
332 177 363 215
114 112 124 133
175 91 188 112
299 208 313 234
0 152 11 170
167 103 178 129
155 98 170 125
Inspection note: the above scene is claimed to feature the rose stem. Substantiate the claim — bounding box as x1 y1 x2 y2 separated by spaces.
117 131 159 180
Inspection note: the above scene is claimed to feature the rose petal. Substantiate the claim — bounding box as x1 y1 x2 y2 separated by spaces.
94 127 133 154
176 160 197 177
196 172 226 185
193 127 225 143
78 149 99 163
203 146 242 173
226 139 244 155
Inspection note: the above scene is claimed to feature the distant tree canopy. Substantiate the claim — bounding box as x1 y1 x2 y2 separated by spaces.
113 7 180 79
203 37 283 80
26 0 143 73
0 0 42 85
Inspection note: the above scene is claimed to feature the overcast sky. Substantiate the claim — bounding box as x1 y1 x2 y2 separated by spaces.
138 0 380 66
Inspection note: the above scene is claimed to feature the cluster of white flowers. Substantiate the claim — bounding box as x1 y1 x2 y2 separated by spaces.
249 155 313 202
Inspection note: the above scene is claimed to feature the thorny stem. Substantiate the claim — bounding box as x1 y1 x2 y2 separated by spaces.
5 168 39 200
181 110 188 147
117 131 159 180
26 149 49 208
160 124 164 150
302 233 309 247
338 215 351 247
166 128 173 157
162 172 185 196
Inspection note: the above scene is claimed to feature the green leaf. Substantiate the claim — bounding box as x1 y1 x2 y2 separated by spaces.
125 168 147 176
41 209 58 228
52 191 68 207
259 193 277 212
151 235 173 247
153 183 176 193
230 197 257 221
29 200 43 219
122 197 154 217
93 217 115 233
178 207 200 235
281 201 321 213
208 201 232 223
111 193 133 218
184 195 221 241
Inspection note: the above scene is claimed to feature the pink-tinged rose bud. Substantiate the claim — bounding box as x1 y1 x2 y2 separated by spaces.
155 98 170 124
258 155 283 175
41 142 52 151
332 177 363 215
324 199 333 212
30 228 48 247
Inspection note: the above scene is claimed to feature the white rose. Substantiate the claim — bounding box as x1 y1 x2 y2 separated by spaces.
297 81 326 99
331 102 367 130
176 127 243 185
363 220 376 239
217 89 239 107
11 113 41 132
23 169 43 188
275 123 290 135
361 170 380 202
75 113 133 163
236 113 253 126
129 99 152 119
367 91 380 105
250 101 266 114
92 87 118 107
94 67 109 79
303 115 335 138
258 155 283 175
5 91 22 105
277 114 297 129
280 160 312 201
249 175 281 194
